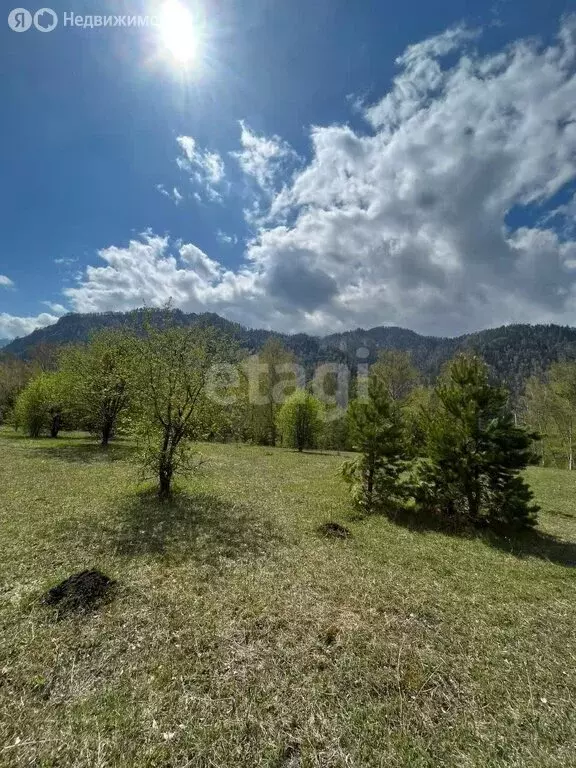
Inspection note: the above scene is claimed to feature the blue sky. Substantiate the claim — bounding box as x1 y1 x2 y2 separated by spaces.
1 0 576 339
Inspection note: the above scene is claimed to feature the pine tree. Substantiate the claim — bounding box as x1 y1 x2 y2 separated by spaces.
421 354 539 530
342 373 409 513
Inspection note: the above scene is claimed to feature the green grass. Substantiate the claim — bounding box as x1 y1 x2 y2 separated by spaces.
1 430 575 767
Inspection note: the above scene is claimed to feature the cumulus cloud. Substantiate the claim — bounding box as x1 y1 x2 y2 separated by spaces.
64 17 576 335
64 235 237 316
0 312 58 340
42 302 68 315
0 275 14 288
176 136 225 202
232 121 299 196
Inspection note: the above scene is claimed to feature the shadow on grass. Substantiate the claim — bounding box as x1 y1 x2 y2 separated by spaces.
547 509 575 521
298 450 341 457
382 508 576 568
484 530 576 566
111 489 283 563
30 441 134 464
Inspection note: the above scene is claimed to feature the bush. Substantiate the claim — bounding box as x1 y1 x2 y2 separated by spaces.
276 390 324 451
13 373 65 438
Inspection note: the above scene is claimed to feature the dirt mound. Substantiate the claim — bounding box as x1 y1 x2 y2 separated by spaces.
43 570 116 616
317 522 351 539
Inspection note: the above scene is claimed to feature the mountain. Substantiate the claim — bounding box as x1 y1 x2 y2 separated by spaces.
3 310 576 395
0 339 10 349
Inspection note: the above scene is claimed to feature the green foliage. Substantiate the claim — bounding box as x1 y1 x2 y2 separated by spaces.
8 309 576 400
276 389 324 451
370 349 419 401
244 338 298 446
342 374 410 513
319 407 350 451
402 385 434 457
418 354 539 530
58 330 134 445
13 372 66 438
523 362 576 470
0 357 32 423
129 319 237 497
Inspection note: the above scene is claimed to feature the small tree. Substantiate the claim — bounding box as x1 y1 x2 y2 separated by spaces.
342 374 410 513
371 350 419 402
277 389 324 451
320 407 350 451
0 357 32 424
59 331 132 446
244 339 298 446
131 322 235 498
523 363 576 470
523 375 555 467
547 363 576 470
13 373 64 438
420 354 539 530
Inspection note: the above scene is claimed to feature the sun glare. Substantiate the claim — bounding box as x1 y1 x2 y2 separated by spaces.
158 0 202 67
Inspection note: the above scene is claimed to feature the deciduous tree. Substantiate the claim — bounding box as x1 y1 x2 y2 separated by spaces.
276 389 324 451
130 321 236 498
59 331 132 446
13 372 65 438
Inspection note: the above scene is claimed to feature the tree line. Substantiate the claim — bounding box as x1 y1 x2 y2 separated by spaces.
5 309 576 399
2 312 569 530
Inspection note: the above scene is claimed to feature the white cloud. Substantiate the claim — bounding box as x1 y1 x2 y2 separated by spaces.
364 25 481 131
0 312 58 341
64 235 235 316
42 302 68 315
64 17 576 336
54 257 77 267
157 184 184 205
217 230 238 246
176 136 225 202
179 243 222 281
0 275 14 288
231 121 299 196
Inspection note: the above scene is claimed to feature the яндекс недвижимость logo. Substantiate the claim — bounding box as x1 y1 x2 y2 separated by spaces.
8 7 58 32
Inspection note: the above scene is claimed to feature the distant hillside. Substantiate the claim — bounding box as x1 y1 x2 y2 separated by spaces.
321 323 576 393
0 339 10 349
3 310 576 395
2 310 243 358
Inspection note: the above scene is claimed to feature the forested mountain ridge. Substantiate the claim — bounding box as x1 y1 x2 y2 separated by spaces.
3 310 576 394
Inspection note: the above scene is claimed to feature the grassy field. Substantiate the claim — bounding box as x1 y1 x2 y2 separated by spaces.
1 430 575 767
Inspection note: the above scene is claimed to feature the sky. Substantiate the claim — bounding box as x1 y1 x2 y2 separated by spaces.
1 0 576 341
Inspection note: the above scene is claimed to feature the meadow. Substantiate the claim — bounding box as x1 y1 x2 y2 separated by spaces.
1 429 575 767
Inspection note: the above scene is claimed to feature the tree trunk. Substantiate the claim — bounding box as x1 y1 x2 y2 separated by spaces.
159 467 173 498
158 441 174 497
50 413 61 439
366 453 374 510
101 419 112 447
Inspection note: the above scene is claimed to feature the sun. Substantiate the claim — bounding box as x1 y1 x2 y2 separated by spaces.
157 0 202 67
